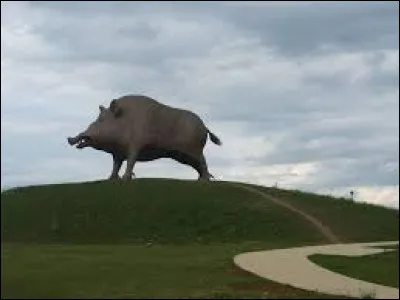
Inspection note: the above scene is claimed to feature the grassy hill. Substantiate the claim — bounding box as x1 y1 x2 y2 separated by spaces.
2 179 398 245
247 183 399 243
1 179 324 245
1 179 398 298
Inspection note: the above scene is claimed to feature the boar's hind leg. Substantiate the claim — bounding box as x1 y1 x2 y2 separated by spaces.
198 154 212 181
122 150 139 181
173 151 211 181
109 154 123 180
168 150 203 179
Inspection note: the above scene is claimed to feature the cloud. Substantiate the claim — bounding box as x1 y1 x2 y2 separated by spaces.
217 1 399 57
1 1 398 209
1 119 75 135
316 185 399 209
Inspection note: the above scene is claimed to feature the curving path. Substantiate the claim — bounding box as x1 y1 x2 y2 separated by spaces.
234 241 399 299
229 183 399 298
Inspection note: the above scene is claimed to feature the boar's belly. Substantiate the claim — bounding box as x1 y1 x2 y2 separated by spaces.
137 147 199 167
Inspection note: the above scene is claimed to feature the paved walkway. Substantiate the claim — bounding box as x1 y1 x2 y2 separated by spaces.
229 183 398 298
234 241 399 299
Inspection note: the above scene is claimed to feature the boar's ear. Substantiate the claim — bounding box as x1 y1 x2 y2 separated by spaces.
109 99 123 118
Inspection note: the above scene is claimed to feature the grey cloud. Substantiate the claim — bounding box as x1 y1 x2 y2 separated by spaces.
28 1 399 59
217 2 399 57
250 117 399 188
258 133 398 166
25 2 228 69
306 157 399 189
253 111 398 162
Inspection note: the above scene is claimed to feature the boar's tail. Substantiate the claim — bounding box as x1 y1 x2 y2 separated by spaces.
207 129 222 146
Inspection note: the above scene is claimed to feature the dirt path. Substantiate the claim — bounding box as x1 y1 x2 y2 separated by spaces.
234 241 399 299
230 183 341 244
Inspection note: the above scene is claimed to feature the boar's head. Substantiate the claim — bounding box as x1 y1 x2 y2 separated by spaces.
67 104 123 153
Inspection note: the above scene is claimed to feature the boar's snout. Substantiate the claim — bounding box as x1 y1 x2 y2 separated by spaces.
67 137 76 145
67 136 80 146
67 134 91 149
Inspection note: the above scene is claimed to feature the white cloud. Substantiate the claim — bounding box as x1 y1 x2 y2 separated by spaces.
212 162 319 189
355 186 399 209
381 50 400 72
317 185 399 209
3 157 110 187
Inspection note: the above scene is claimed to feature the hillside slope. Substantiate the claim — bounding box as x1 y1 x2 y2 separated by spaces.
1 179 398 245
250 184 399 243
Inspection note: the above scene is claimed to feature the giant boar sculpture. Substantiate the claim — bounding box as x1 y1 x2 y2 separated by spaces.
67 95 222 181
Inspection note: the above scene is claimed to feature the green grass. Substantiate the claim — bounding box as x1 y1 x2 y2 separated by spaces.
1 179 324 245
1 243 349 299
250 184 399 243
1 179 398 298
309 247 399 288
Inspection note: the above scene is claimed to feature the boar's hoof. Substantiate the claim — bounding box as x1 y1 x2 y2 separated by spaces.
121 174 133 181
108 174 121 180
198 173 214 181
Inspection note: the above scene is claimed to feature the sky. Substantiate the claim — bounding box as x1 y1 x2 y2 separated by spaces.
1 1 399 208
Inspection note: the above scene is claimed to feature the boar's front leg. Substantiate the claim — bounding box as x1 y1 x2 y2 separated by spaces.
109 154 123 180
121 150 139 181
